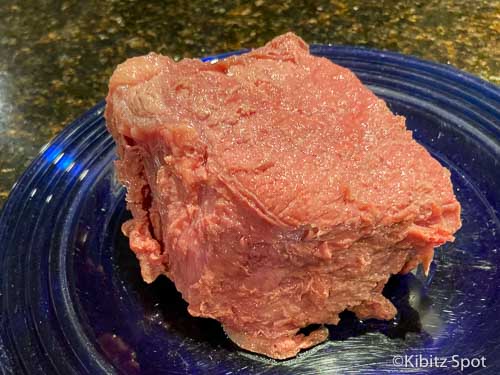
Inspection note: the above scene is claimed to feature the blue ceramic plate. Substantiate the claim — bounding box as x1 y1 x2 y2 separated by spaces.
0 46 499 374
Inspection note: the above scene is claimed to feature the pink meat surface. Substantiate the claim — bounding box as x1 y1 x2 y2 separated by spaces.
105 33 461 359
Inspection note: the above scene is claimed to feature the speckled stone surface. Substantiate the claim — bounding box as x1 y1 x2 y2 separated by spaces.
0 0 498 207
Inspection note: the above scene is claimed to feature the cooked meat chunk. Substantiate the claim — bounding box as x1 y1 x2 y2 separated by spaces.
105 33 461 359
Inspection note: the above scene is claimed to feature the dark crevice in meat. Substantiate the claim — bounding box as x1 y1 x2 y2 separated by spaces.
297 323 323 337
140 185 152 212
123 135 136 147
141 184 165 254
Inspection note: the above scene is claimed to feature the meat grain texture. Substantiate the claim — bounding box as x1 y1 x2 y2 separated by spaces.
105 33 461 359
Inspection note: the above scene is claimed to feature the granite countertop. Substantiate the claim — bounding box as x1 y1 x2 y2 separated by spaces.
0 0 498 207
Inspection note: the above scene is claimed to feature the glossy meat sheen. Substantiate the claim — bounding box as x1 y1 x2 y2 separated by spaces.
105 32 461 359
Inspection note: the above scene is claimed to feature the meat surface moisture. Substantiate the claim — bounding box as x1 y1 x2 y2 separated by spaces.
105 32 461 359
